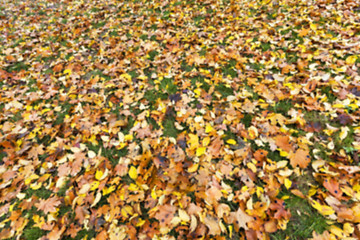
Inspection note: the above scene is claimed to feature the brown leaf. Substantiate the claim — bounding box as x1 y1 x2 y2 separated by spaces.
35 197 61 214
208 137 223 158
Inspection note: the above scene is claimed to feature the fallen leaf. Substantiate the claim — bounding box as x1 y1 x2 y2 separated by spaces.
289 148 311 168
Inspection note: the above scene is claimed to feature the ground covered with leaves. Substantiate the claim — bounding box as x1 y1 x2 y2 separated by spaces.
1 0 360 239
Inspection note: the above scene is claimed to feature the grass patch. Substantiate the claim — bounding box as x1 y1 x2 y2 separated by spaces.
215 83 233 98
87 142 128 166
241 113 253 128
321 86 337 103
162 118 180 138
72 229 96 240
25 187 52 199
22 227 48 240
271 195 328 239
268 100 293 115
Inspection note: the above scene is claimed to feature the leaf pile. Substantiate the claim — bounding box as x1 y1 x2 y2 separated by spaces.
1 0 360 239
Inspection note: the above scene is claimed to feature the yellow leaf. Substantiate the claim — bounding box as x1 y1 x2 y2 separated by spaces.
279 150 288 157
64 69 72 75
128 183 139 191
25 174 39 185
121 205 134 218
310 199 335 215
203 136 211 146
308 187 317 197
95 170 103 181
205 124 214 133
30 182 42 190
196 147 206 156
278 219 288 230
226 139 237 145
188 163 199 173
41 108 50 114
188 134 199 150
118 143 127 149
102 185 116 195
90 181 100 191
136 218 146 227
343 223 354 235
248 126 258 139
124 134 133 141
228 225 233 238
330 225 345 238
247 162 257 173
120 73 132 83
346 55 357 65
33 215 45 228
284 178 292 189
310 23 317 31
194 88 201 97
151 187 157 199
335 66 347 72
129 166 138 180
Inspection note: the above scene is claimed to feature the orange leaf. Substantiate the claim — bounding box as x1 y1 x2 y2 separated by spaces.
254 149 268 166
290 189 305 198
46 226 66 240
323 178 343 199
297 60 308 72
52 64 63 73
336 207 354 221
298 28 310 37
289 148 311 168
96 230 108 240
264 220 278 233
275 135 292 152
154 204 176 227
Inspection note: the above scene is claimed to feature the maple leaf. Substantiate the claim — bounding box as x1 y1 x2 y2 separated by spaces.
275 135 292 152
289 148 311 169
46 226 66 240
204 215 221 235
227 207 253 231
35 197 61 214
298 28 310 37
154 204 177 227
